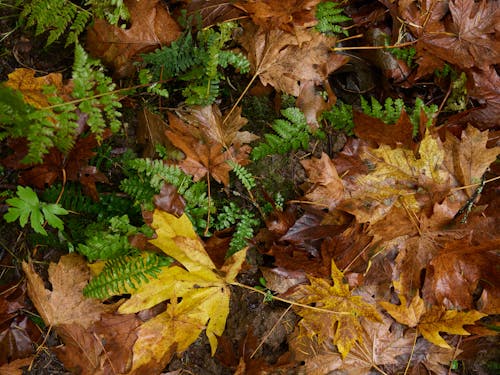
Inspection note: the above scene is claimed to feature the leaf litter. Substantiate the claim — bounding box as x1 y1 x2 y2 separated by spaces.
1 0 500 374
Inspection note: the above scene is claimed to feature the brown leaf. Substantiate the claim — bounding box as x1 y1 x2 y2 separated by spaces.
234 0 320 32
353 109 416 149
238 22 349 96
86 0 182 77
422 239 500 314
22 254 106 328
422 0 500 69
443 125 500 197
185 0 247 28
0 357 33 375
166 112 251 186
300 152 344 211
136 107 174 158
153 184 186 217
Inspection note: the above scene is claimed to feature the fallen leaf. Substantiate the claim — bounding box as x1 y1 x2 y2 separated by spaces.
443 125 500 197
86 0 182 77
0 357 33 375
300 152 344 211
4 68 62 108
422 0 500 69
238 22 349 96
380 293 486 348
118 210 246 373
289 260 382 358
185 0 246 27
235 0 320 32
136 107 174 158
166 111 251 186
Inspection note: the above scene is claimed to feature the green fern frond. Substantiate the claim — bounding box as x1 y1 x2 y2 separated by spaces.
320 100 354 135
360 96 405 124
18 0 128 46
141 21 249 105
315 1 351 36
83 252 173 299
228 160 256 191
252 107 311 160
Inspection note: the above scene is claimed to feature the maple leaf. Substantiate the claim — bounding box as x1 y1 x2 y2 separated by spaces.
338 130 450 223
443 125 500 197
165 111 251 186
422 0 500 69
291 316 415 375
86 0 182 77
4 68 63 108
289 260 381 358
300 152 344 211
178 104 258 148
117 210 247 373
235 0 320 32
380 293 486 349
238 22 349 96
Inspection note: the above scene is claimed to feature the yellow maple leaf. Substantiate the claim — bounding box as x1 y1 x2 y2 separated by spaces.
5 68 63 108
340 130 449 223
118 210 246 373
380 294 486 348
289 260 382 358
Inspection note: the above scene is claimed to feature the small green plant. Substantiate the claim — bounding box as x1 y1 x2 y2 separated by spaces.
228 160 256 191
3 186 68 235
388 46 416 67
0 43 122 163
252 107 312 161
140 21 250 105
215 202 259 256
77 215 153 261
360 96 405 124
120 158 212 232
315 1 351 36
83 252 172 299
17 0 129 46
320 100 355 135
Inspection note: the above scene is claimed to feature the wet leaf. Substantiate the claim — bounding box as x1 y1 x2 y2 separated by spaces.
290 260 382 358
380 293 486 348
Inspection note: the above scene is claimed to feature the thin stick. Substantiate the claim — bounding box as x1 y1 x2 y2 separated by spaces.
332 40 417 52
250 305 292 359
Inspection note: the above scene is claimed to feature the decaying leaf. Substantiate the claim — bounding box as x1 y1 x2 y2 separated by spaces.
300 152 344 211
380 293 486 348
165 111 251 186
118 210 246 373
238 22 348 96
86 0 182 77
289 260 381 358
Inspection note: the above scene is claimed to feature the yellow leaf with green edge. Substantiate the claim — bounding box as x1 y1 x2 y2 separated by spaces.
380 294 486 348
340 130 449 223
290 260 382 358
118 210 246 373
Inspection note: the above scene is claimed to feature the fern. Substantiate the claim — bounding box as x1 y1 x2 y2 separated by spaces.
0 44 121 163
77 215 153 261
315 1 351 36
388 46 416 67
83 252 172 299
120 158 212 232
141 21 249 105
18 0 129 46
228 160 256 191
360 96 405 124
252 107 312 161
215 203 259 256
409 98 438 131
321 100 354 135
444 72 467 112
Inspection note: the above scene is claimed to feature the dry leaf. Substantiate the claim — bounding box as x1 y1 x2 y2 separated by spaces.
118 210 246 373
136 107 174 158
239 22 348 96
166 111 251 186
380 293 486 348
300 152 344 211
86 0 182 77
289 260 382 358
